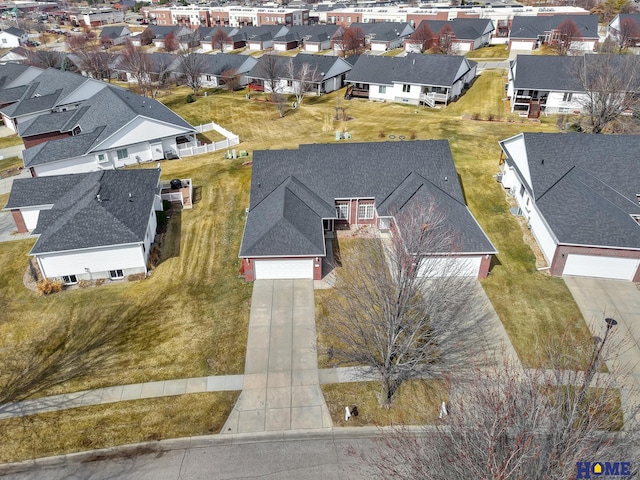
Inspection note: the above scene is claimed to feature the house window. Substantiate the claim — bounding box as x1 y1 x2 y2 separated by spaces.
206 75 212 81
109 269 124 279
336 204 349 219
62 274 77 285
562 92 573 102
378 85 386 94
519 184 525 197
358 203 374 220
116 148 128 160
97 153 108 163
287 80 293 87
402 84 410 93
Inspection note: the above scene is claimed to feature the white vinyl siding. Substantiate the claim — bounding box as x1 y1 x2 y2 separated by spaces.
563 255 639 281
254 259 314 279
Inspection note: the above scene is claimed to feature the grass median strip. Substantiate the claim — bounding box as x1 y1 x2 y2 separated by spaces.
0 392 239 464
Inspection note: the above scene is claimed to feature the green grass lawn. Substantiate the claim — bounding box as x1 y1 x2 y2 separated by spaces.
465 44 510 60
0 135 23 150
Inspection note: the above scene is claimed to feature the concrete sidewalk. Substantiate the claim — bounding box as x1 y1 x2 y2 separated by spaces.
0 166 29 195
222 279 332 434
0 375 244 420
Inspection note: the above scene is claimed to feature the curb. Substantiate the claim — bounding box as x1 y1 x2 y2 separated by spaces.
0 426 429 476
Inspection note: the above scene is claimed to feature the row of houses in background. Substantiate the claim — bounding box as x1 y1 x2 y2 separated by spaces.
0 63 197 284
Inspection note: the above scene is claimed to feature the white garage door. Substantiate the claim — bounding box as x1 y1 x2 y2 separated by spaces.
418 256 481 278
563 254 640 281
254 259 314 280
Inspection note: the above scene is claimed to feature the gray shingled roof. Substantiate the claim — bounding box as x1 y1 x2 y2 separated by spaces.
240 141 496 257
248 54 348 81
200 53 254 75
21 85 195 167
349 22 413 42
414 18 493 40
99 25 129 39
5 169 160 254
501 133 640 249
510 14 599 39
0 63 38 89
346 53 474 87
3 27 25 37
273 24 340 43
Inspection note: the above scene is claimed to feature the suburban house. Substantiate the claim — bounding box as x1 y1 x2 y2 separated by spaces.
18 84 196 177
0 67 109 133
247 54 353 95
198 53 257 89
0 63 43 108
405 18 494 53
98 25 132 46
608 13 640 48
334 22 414 53
499 133 640 281
4 168 163 284
508 14 598 52
0 46 29 64
239 141 496 281
507 54 640 117
134 25 194 49
345 53 476 106
0 27 28 48
113 51 181 84
272 24 342 52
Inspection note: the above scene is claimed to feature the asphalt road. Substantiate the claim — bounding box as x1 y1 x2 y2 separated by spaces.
1 432 385 480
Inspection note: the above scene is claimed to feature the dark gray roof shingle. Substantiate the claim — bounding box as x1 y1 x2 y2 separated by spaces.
509 14 599 39
5 169 160 254
240 141 496 257
414 18 493 40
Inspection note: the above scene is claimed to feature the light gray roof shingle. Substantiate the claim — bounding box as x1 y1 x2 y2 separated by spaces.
414 18 493 40
510 14 599 39
240 141 496 257
6 169 160 254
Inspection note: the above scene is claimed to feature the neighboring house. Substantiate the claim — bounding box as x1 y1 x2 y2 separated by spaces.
272 24 342 52
0 46 29 64
335 22 414 52
0 64 42 109
247 54 353 95
99 25 132 46
508 14 598 52
113 52 181 84
4 169 162 284
18 85 196 177
0 67 108 133
239 140 496 281
198 25 235 51
201 25 288 51
499 133 640 281
608 13 640 48
507 54 640 117
0 27 28 48
345 53 477 106
198 53 257 88
405 18 494 53
136 25 194 49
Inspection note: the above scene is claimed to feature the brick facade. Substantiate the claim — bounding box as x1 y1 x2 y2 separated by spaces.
11 209 27 233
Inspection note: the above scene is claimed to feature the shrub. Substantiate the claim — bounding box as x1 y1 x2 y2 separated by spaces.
378 131 385 138
162 199 172 211
78 279 93 288
95 278 106 286
127 273 146 282
156 210 168 227
186 94 195 103
471 112 481 120
36 279 63 295
568 122 582 132
409 131 417 140
487 113 496 122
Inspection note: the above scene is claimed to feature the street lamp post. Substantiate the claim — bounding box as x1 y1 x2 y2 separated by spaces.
577 317 617 407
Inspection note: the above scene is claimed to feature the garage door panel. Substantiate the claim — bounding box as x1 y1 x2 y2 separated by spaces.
418 256 481 278
563 254 639 281
254 259 314 280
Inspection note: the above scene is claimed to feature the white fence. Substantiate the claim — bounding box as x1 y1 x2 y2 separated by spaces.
177 120 240 158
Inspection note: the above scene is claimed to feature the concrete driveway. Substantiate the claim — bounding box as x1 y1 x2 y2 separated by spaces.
222 279 332 434
564 276 640 418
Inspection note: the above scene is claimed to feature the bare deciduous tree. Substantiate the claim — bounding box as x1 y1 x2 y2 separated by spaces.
256 52 284 96
220 67 241 93
615 17 640 51
549 19 583 56
150 53 176 98
574 54 640 133
140 27 155 46
431 24 457 54
179 51 205 95
119 39 153 96
336 26 366 57
211 28 230 52
164 32 179 52
286 59 320 105
320 203 483 407
362 328 640 480
410 22 435 53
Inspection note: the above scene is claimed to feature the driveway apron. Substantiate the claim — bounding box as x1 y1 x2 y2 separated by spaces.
222 279 332 433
